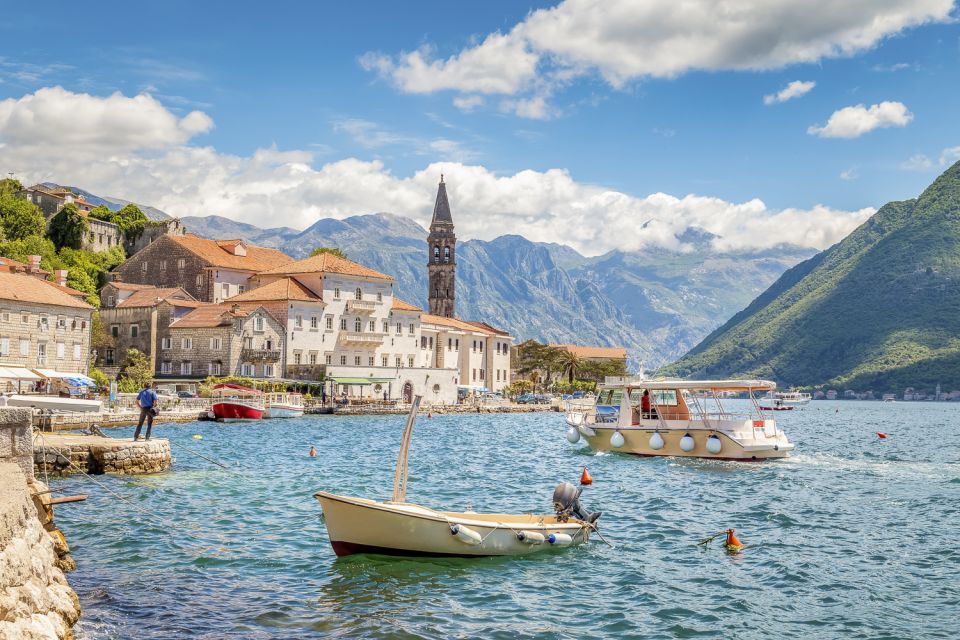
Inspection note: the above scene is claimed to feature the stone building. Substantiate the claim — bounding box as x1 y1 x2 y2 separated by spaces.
111 234 293 302
427 176 456 317
83 216 122 253
0 272 94 381
95 287 208 373
17 184 121 252
124 218 186 256
164 304 285 379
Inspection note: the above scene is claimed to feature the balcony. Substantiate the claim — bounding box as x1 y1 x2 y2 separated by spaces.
338 331 385 346
347 299 378 314
285 364 326 381
240 348 281 363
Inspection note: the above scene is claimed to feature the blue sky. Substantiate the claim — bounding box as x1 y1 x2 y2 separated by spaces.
0 1 958 255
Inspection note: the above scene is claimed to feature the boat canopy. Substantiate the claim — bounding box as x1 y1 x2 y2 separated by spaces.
599 377 776 392
328 376 395 385
212 383 262 394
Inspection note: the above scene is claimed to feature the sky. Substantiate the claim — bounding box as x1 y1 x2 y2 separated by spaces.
0 0 958 256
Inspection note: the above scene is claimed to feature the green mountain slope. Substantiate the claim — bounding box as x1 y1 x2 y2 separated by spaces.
661 161 960 394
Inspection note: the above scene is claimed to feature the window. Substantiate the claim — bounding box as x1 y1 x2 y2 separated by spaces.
479 342 483 353
177 258 185 270
444 246 450 263
208 362 221 376
334 287 340 299
448 338 452 350
455 339 459 350
21 313 29 324
210 337 222 350
311 316 318 330
181 361 192 375
264 364 274 377
340 355 347 365
241 363 253 376
325 316 333 330
496 343 501 355
382 320 389 333
472 369 477 381
340 318 347 330
238 285 246 294
141 261 148 273
107 295 116 307
480 369 485 380
355 288 362 300
36 343 46 365
382 355 388 367
104 348 114 364
496 369 500 381
196 275 203 287
407 323 414 336
396 356 402 367
472 341 477 352
376 292 382 302
421 337 427 349
57 317 66 329
295 315 303 329
243 337 253 349
162 361 172 374
0 338 7 356
161 337 172 349
310 353 317 365
221 283 229 298
160 260 167 271
368 356 375 366
111 325 120 338
181 338 193 349
433 246 440 263
325 355 332 365
429 337 433 349
395 323 402 335
408 356 414 368
55 342 65 360
368 320 375 332
253 316 265 332
354 356 361 366
130 325 139 338
354 318 362 332
294 352 302 365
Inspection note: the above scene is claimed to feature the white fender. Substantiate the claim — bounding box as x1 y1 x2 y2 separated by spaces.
649 431 665 450
517 530 545 544
679 433 696 452
578 425 597 438
706 435 722 454
610 430 625 448
449 523 482 545
547 533 573 546
566 426 581 443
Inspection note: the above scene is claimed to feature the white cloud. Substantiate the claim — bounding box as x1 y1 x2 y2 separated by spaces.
872 62 911 72
808 101 913 138
840 167 858 180
900 154 933 171
0 87 872 256
764 80 816 105
364 0 953 106
499 94 556 120
331 117 477 160
940 146 960 166
452 95 484 112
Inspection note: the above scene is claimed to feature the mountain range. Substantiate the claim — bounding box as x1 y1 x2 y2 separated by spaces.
180 213 812 367
661 161 960 393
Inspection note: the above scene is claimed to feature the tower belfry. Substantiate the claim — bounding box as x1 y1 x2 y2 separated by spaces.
427 176 456 317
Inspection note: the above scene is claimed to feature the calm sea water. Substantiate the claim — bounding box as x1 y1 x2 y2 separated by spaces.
52 401 959 639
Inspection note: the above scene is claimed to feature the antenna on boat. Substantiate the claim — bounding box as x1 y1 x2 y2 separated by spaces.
392 395 422 503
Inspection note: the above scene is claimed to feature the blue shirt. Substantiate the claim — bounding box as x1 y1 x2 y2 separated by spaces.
137 388 158 408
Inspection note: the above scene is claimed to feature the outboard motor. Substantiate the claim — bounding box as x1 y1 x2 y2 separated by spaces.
553 482 601 524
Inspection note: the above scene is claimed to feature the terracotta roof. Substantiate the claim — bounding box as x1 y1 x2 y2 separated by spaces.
0 257 49 276
171 303 275 329
464 320 510 336
392 298 421 312
0 272 92 310
421 313 496 334
117 287 196 308
549 344 628 360
226 278 322 302
257 251 393 281
168 234 293 272
47 282 88 299
105 282 155 291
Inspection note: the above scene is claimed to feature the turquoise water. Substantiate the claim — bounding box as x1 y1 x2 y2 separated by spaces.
53 402 959 639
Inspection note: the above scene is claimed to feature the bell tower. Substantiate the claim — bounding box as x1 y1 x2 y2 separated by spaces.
427 175 456 317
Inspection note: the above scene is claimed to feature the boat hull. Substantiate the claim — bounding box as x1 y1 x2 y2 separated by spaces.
7 395 103 413
573 425 793 461
315 491 590 558
264 405 304 418
212 401 264 422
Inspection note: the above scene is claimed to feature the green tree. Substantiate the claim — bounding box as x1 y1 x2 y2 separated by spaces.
91 311 115 354
48 204 89 250
310 247 347 258
88 367 109 391
0 194 46 240
117 348 152 393
0 178 23 197
557 349 583 383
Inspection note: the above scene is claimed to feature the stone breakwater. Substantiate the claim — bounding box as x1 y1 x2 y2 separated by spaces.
0 463 81 640
34 433 171 476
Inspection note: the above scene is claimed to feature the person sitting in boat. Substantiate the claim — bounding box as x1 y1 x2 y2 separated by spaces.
641 390 657 419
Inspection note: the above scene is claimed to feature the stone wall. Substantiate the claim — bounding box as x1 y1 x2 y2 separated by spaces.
0 408 35 482
113 235 210 301
35 436 171 476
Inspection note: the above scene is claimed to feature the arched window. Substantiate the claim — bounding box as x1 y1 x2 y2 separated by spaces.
433 246 440 264
355 287 362 300
354 317 362 332
435 288 440 298
444 246 450 263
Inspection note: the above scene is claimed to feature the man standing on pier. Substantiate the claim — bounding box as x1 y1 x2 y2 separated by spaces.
134 382 159 441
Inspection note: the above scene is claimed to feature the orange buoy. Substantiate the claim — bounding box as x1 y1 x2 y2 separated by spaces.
877 432 887 439
725 528 744 552
309 446 316 457
580 467 593 486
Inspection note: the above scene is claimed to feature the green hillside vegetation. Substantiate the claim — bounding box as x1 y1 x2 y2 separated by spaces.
661 161 960 394
0 179 126 306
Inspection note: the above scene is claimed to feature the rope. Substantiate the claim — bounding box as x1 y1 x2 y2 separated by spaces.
166 438 238 473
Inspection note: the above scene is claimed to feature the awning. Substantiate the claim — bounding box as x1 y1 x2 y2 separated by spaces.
33 369 78 379
328 377 395 385
63 374 97 388
0 366 42 380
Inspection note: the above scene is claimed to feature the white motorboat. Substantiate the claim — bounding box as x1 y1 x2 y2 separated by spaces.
264 392 305 418
762 390 811 408
315 396 600 557
6 395 103 413
565 377 794 461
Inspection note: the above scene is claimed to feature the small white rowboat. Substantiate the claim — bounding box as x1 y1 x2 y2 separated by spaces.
315 396 599 558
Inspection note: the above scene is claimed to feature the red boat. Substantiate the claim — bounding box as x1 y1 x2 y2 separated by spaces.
211 383 265 422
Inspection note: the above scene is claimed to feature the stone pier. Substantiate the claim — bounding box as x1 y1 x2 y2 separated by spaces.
34 433 171 476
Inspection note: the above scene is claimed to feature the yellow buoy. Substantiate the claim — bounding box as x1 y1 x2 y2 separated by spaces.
192 434 202 440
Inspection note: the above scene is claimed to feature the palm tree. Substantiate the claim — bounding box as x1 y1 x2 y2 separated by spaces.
557 350 583 384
